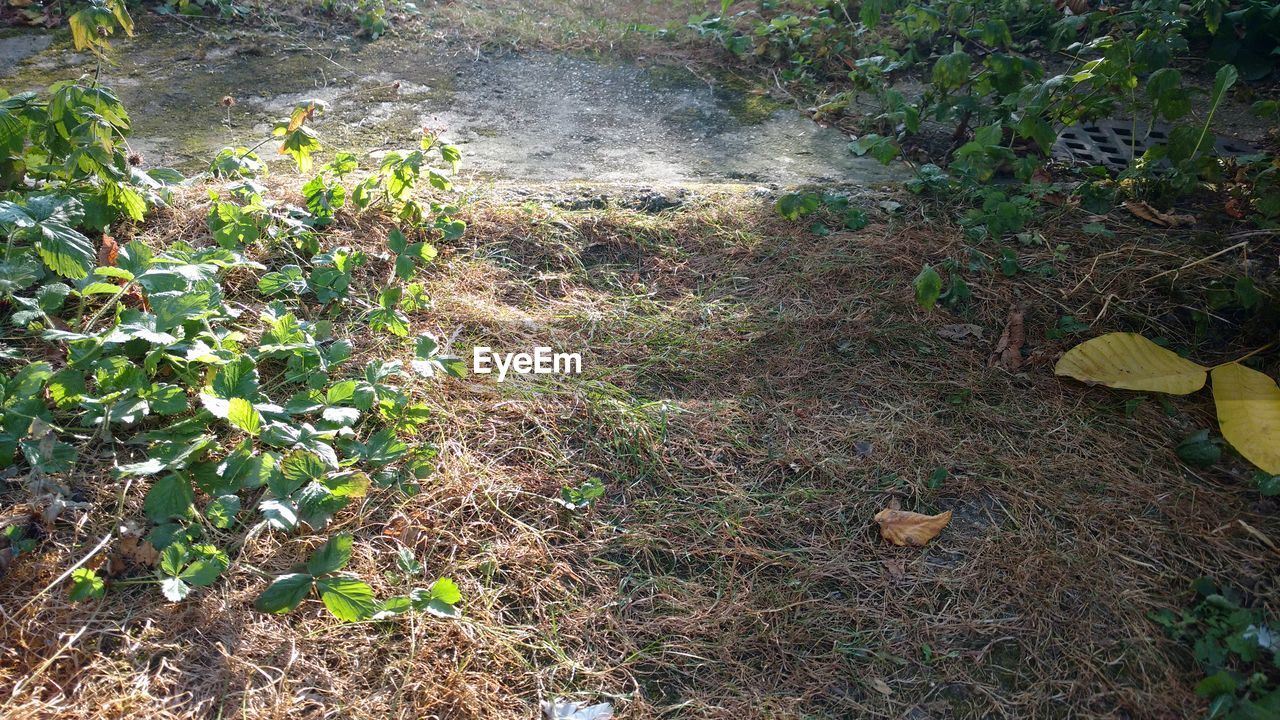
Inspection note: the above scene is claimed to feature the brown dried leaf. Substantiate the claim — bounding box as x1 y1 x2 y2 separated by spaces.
937 323 985 343
98 236 119 267
122 535 160 566
874 508 953 546
1224 197 1247 219
989 304 1026 370
106 534 160 576
1054 0 1091 15
1124 200 1195 227
1041 192 1076 208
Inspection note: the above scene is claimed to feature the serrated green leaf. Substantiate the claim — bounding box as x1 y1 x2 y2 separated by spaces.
321 470 369 498
115 435 214 478
160 576 190 602
279 450 326 495
254 572 314 614
180 550 228 587
258 497 299 531
205 494 241 529
142 384 187 415
226 397 262 435
258 265 306 296
316 575 375 621
69 568 105 601
359 428 408 467
428 577 461 604
294 482 347 529
308 532 353 575
144 473 196 522
211 355 259 400
33 221 96 280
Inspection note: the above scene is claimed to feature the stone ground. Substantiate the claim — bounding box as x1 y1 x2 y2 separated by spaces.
1 22 907 191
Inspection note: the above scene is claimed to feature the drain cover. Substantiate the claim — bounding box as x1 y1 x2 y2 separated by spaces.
1052 118 1258 170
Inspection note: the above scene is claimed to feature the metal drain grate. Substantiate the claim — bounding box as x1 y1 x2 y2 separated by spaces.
1052 118 1258 170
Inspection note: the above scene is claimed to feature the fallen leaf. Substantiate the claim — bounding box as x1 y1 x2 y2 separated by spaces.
1224 196 1247 219
98 236 119 267
1041 192 1076 208
105 533 160 576
1124 200 1196 228
1055 332 1207 394
938 323 984 342
870 678 894 696
1054 0 1091 15
119 534 160 566
874 508 952 546
988 305 1026 370
1211 363 1280 474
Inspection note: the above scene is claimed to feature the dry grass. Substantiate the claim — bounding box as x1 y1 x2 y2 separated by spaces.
2 180 1277 719
416 0 712 59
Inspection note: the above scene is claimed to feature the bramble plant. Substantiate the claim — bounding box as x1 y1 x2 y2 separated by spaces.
725 3 1280 495
1151 577 1280 719
2 39 467 620
699 2 1279 212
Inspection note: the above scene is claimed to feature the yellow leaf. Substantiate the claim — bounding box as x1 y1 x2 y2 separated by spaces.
68 10 93 53
874 509 952 546
1055 332 1207 394
109 0 134 37
1212 363 1280 474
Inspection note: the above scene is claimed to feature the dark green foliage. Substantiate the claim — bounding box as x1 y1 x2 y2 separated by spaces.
1151 579 1280 719
1 78 465 621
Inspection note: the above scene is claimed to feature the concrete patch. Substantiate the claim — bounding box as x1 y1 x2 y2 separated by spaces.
7 26 910 187
431 53 909 186
0 32 52 77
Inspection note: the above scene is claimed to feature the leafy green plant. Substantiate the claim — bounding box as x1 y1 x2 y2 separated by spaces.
386 226 438 280
68 0 134 58
775 191 869 233
913 264 942 311
319 0 420 39
1 82 176 227
557 477 605 511
701 0 1273 207
913 260 969 312
1151 577 1279 718
255 533 376 620
160 0 249 19
2 75 468 622
209 146 267 179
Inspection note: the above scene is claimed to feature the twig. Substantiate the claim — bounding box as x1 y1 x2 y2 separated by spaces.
1237 520 1280 557
1140 241 1249 284
7 623 90 699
